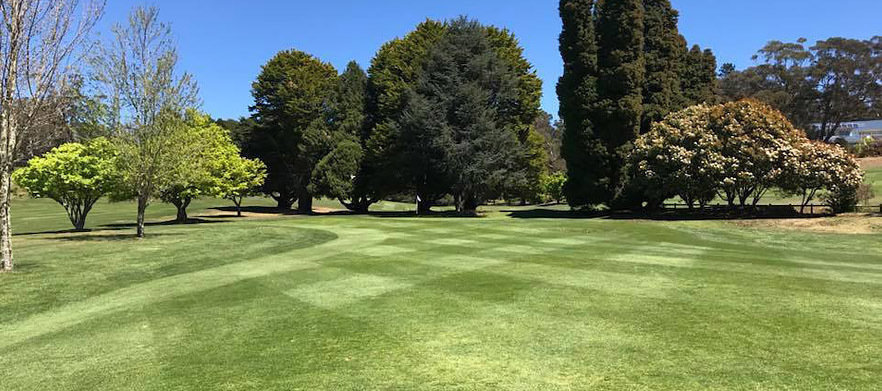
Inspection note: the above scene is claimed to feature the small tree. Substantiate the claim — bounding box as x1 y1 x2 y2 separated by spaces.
542 172 567 204
158 111 230 223
13 138 117 230
212 154 266 217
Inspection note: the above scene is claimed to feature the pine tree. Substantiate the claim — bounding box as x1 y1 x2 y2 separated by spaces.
557 0 609 207
594 0 645 201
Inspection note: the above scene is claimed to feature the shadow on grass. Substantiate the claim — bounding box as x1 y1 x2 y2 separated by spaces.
48 232 182 242
100 217 226 229
506 205 834 221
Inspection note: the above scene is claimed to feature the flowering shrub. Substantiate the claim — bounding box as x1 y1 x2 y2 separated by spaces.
780 141 863 213
629 99 865 213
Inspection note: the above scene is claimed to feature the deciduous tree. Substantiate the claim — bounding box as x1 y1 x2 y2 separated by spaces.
13 137 117 230
0 0 104 270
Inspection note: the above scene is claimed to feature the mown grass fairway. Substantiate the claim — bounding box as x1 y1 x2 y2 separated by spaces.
1 198 881 390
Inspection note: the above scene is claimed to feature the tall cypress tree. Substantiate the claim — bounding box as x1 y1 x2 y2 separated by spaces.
594 0 645 201
641 0 687 134
682 45 718 105
557 0 608 207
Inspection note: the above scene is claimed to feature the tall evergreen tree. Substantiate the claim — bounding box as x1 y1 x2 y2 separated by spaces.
641 0 687 134
330 61 375 213
594 0 645 202
557 0 609 207
405 17 524 214
248 50 338 213
682 45 718 105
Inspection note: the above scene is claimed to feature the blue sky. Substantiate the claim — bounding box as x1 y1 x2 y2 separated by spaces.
97 1 882 120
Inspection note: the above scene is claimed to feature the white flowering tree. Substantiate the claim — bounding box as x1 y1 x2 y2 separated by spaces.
629 105 725 209
630 99 865 214
711 100 805 208
781 141 863 213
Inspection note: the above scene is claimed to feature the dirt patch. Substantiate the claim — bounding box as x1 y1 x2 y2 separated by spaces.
732 214 882 234
859 157 882 170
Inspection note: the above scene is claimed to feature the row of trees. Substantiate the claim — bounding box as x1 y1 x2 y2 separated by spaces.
629 100 864 213
718 36 882 141
229 17 554 215
557 0 718 209
14 111 266 231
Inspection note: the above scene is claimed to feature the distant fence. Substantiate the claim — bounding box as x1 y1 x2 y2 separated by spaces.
661 203 882 215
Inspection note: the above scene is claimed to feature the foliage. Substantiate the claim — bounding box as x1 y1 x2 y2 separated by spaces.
247 49 339 213
558 0 716 210
13 138 118 230
719 36 882 141
91 6 199 238
780 141 863 212
396 18 526 214
211 153 267 217
366 18 544 210
629 104 723 209
158 111 256 222
542 171 567 203
332 62 374 212
855 137 882 157
630 100 865 213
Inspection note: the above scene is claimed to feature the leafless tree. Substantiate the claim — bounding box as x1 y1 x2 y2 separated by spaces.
0 0 104 272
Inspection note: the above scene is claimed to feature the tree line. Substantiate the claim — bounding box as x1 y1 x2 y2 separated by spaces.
223 17 558 215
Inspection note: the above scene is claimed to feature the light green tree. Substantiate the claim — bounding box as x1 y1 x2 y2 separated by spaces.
212 154 266 217
13 138 118 231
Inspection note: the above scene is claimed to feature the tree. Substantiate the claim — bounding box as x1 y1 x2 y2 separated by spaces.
557 0 608 208
719 37 882 141
158 111 234 223
13 138 117 230
542 172 567 204
533 111 565 173
332 62 374 213
248 50 338 213
681 45 718 106
91 6 199 238
0 0 104 271
367 19 544 210
628 104 723 209
594 0 645 204
781 141 863 213
641 0 687 134
211 149 266 218
629 100 863 214
405 17 525 215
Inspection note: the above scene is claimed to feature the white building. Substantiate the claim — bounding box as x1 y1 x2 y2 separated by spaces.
817 120 882 144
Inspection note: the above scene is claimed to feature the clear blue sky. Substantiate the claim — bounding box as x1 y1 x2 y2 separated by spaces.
97 1 882 121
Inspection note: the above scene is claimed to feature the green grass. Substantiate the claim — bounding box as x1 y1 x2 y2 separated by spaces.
1 197 881 390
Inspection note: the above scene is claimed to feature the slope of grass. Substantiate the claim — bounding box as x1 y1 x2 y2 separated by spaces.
1 199 881 390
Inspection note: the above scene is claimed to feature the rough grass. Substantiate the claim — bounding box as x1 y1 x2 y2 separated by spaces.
1 198 881 390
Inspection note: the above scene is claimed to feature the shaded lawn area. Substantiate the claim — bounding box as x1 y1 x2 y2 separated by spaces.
0 199 881 390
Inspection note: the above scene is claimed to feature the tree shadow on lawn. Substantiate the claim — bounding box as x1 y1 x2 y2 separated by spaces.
15 217 226 237
47 232 183 242
209 206 476 219
505 205 836 221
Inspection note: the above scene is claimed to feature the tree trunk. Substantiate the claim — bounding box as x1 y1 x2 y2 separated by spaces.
274 193 294 210
234 197 242 217
417 195 432 215
0 169 13 272
173 197 191 224
461 194 478 216
136 194 148 238
298 191 313 214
